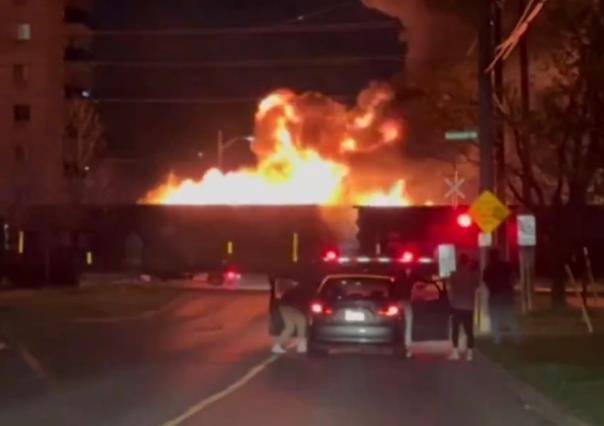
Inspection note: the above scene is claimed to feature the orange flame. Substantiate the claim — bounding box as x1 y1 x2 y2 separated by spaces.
142 83 410 206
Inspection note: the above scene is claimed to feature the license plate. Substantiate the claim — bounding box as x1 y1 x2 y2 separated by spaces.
344 310 365 322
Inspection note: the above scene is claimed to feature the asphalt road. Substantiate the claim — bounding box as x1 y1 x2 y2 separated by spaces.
0 291 570 426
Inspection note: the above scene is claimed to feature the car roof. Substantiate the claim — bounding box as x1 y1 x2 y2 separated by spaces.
320 274 394 284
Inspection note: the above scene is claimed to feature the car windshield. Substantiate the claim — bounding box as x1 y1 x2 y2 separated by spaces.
319 277 393 301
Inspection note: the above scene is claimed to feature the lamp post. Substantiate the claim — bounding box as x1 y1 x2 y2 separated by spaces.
216 130 254 169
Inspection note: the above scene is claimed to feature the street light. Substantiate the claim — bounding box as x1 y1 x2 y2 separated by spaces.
217 130 255 169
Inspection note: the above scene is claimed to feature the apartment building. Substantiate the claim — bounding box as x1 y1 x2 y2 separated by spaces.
0 0 93 210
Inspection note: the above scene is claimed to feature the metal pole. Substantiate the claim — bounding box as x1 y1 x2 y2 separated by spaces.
479 0 495 193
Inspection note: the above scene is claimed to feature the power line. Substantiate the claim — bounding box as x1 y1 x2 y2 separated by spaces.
82 21 399 37
84 56 403 69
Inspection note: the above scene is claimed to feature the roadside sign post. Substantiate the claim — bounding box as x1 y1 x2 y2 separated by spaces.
517 214 536 312
437 244 456 278
476 232 493 334
468 191 510 335
468 191 510 235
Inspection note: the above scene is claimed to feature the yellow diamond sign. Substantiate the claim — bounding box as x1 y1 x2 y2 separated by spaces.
468 191 510 234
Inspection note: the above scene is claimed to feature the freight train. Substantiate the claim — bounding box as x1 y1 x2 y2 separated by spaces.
2 205 604 286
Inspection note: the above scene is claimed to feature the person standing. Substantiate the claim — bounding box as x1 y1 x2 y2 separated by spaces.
447 253 480 361
393 267 421 358
483 248 519 344
271 281 314 354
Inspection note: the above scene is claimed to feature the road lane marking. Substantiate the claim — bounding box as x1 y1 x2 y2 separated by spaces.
159 354 280 426
17 344 49 380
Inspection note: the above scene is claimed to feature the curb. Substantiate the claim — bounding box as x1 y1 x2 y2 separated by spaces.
477 351 593 426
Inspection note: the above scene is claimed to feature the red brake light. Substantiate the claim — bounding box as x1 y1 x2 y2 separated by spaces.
310 301 333 315
310 302 323 314
225 269 240 281
457 213 473 228
398 251 414 263
323 250 338 262
378 304 400 317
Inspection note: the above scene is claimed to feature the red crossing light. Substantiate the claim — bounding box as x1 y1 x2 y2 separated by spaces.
398 251 414 263
323 249 338 262
457 213 473 228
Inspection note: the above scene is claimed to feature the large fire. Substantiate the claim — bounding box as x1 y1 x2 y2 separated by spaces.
142 82 410 206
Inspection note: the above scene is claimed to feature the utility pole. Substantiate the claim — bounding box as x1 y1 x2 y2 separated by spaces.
494 1 505 202
519 0 532 205
518 0 535 311
493 1 508 257
479 0 495 193
477 0 497 335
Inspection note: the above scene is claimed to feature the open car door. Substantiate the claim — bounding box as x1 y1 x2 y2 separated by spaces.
411 280 450 341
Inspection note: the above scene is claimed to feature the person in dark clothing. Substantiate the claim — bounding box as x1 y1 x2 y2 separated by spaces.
447 254 480 361
483 248 519 344
271 281 315 354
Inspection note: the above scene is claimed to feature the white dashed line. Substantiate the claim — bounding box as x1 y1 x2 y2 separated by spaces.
17 344 49 380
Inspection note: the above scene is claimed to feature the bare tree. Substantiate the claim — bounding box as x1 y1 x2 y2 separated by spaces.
64 99 105 203
502 0 604 307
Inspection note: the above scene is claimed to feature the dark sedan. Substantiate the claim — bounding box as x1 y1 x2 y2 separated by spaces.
307 274 404 356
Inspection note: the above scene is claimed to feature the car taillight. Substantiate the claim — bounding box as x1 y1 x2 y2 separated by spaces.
310 301 333 316
225 270 240 280
378 304 400 317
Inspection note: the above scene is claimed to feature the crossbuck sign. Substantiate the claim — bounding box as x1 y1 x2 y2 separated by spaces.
444 171 466 207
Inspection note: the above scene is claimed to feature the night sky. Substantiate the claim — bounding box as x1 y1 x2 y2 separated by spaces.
92 0 405 172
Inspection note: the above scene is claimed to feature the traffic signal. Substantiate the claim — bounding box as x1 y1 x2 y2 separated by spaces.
457 213 473 228
398 250 414 263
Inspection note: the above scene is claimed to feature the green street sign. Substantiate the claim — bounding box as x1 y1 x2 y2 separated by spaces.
445 130 478 141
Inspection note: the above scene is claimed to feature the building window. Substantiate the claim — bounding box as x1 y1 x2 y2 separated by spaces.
13 64 29 87
13 104 31 123
16 23 31 41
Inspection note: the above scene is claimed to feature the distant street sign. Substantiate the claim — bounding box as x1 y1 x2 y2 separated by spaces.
445 130 479 141
444 171 466 207
468 191 510 234
517 214 537 246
